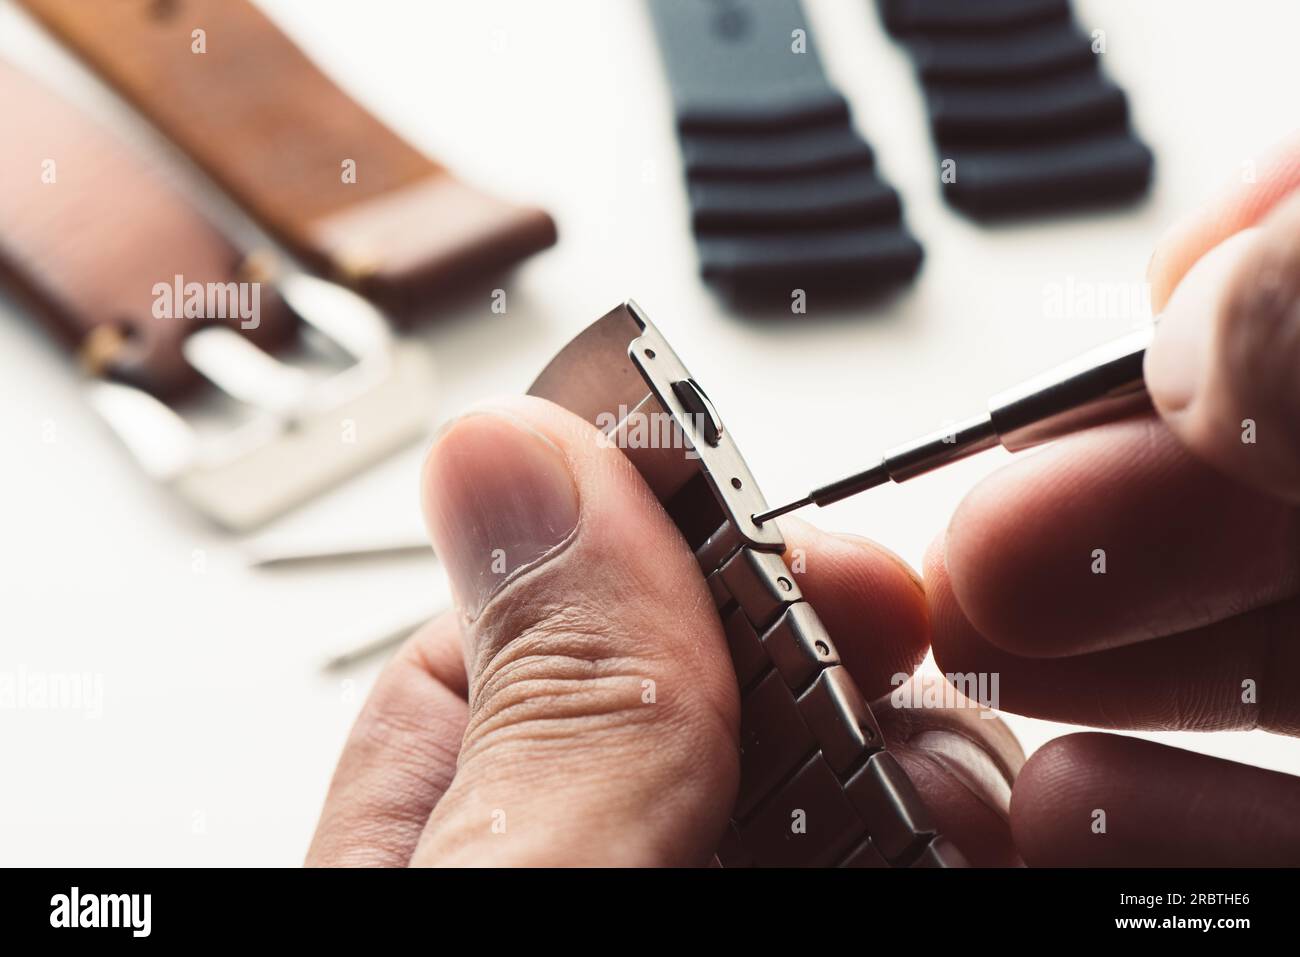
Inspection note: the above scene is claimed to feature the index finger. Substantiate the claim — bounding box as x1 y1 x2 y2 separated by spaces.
938 416 1299 658
1149 131 1300 309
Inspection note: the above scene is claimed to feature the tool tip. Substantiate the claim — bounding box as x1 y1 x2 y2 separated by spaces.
752 496 813 527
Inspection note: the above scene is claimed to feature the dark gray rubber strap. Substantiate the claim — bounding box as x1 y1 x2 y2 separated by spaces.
881 0 1069 35
646 0 847 132
689 169 901 230
880 0 1153 217
698 228 923 291
682 125 875 178
944 135 1154 217
926 73 1128 144
648 0 923 296
908 22 1096 82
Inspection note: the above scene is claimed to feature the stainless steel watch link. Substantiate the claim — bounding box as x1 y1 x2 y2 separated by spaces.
528 301 966 868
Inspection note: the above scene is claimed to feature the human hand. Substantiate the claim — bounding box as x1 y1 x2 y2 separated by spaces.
307 396 1021 866
928 135 1300 866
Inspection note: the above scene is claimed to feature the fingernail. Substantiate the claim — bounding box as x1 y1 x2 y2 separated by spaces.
1145 229 1256 417
423 410 580 620
1145 307 1209 414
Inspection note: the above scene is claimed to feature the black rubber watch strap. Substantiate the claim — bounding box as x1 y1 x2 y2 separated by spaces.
880 0 1070 35
945 134 1154 217
647 0 847 132
698 228 923 291
926 74 1129 145
907 21 1097 82
682 125 875 179
647 0 922 297
689 169 902 230
879 0 1153 217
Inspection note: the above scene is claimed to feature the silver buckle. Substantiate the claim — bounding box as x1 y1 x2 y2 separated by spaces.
88 272 435 531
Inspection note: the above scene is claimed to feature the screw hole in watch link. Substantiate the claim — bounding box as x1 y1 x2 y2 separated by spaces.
815 640 831 657
777 576 792 592
730 476 742 489
644 348 656 359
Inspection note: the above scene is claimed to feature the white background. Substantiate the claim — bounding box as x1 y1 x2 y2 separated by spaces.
1 0 1297 865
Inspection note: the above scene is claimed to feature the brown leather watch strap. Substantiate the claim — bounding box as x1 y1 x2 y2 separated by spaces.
17 0 557 311
0 60 295 399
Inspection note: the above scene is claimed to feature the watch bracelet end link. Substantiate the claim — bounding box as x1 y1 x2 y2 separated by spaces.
529 303 964 868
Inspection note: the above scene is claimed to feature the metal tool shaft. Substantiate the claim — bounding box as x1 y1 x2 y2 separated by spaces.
754 326 1154 524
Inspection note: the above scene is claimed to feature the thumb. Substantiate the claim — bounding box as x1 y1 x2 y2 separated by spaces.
1145 188 1300 503
409 396 738 866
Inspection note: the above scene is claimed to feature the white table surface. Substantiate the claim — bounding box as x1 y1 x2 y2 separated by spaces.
2 0 1297 865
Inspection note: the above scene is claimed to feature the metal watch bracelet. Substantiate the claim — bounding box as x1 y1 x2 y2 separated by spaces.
529 301 965 868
